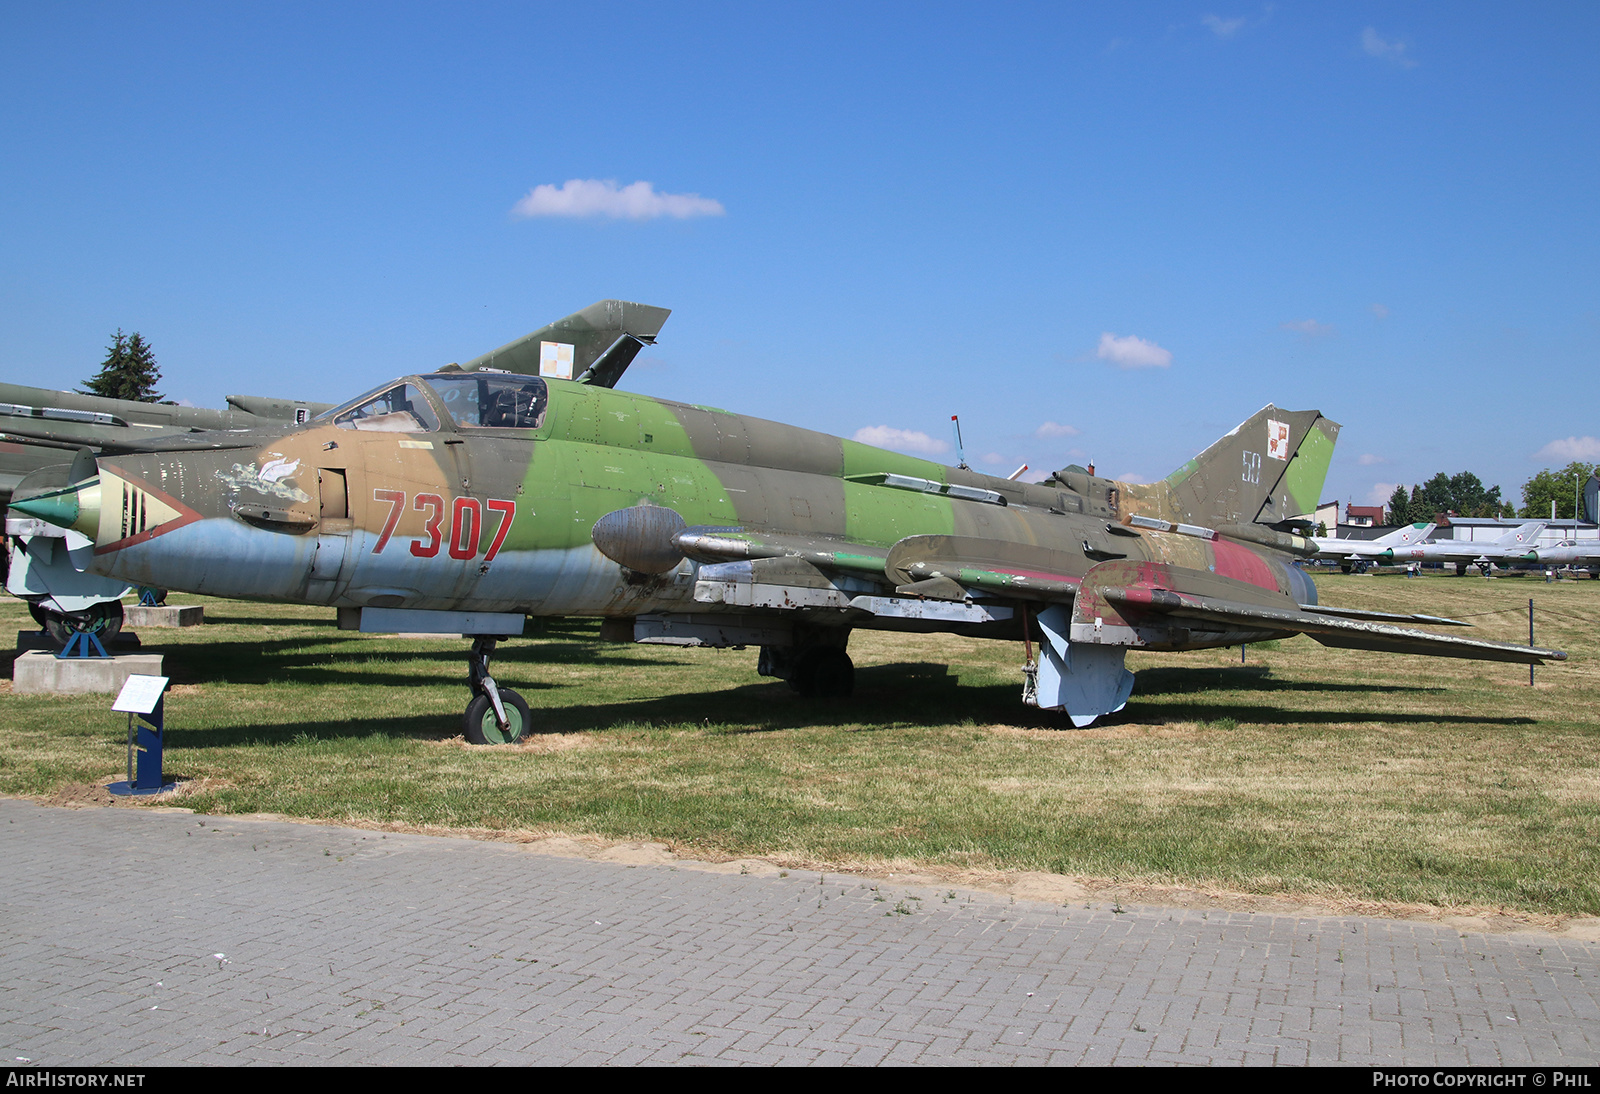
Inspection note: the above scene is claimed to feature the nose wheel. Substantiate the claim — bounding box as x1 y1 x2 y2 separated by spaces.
465 689 531 744
464 636 530 744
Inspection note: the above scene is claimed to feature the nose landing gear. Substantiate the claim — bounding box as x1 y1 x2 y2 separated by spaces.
463 636 530 744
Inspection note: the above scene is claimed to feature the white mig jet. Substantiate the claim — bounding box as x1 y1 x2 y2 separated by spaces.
1388 522 1547 576
1522 537 1600 576
1312 522 1435 573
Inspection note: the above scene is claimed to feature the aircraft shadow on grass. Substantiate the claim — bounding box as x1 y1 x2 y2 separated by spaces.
158 656 1530 750
1132 665 1447 696
116 636 670 690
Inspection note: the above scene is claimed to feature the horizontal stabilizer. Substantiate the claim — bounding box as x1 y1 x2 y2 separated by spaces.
1110 587 1565 664
1303 629 1561 663
1298 604 1468 627
1059 558 1563 664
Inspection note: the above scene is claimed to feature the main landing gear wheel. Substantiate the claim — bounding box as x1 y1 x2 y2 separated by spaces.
464 689 531 745
37 601 124 649
790 647 855 698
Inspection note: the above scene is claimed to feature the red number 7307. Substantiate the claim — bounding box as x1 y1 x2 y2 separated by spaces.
370 489 516 561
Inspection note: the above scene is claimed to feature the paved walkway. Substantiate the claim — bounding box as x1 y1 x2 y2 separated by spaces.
2 798 1596 1066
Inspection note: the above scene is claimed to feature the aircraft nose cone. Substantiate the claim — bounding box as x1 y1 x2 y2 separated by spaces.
10 477 101 538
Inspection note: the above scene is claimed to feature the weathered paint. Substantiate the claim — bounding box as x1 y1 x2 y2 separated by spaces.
19 302 1561 729
7 345 1566 716
1281 420 1338 518
18 376 1339 631
1210 538 1277 588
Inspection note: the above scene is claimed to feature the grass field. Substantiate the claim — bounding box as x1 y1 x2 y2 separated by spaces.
3 572 1597 921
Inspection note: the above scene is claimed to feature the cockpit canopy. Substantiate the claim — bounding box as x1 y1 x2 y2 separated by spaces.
317 372 550 432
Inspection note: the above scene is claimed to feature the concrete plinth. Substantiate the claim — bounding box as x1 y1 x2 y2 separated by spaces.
15 631 142 654
124 605 203 628
12 652 164 695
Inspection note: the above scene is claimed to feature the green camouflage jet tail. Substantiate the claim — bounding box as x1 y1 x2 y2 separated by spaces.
455 299 672 387
1159 405 1340 530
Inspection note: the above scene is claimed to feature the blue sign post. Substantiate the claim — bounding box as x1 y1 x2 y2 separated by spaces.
108 674 175 796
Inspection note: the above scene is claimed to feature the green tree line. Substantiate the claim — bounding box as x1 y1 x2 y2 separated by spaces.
1384 472 1512 525
1517 462 1599 520
1384 465 1600 524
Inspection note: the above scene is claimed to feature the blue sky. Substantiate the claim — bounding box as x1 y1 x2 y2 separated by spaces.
2 2 1596 512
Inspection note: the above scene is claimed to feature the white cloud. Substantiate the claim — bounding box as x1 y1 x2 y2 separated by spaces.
1534 436 1600 462
1367 482 1399 506
1115 472 1149 484
1281 318 1336 337
1371 303 1390 320
1035 421 1081 439
853 425 950 456
980 452 1004 465
511 179 726 220
1362 27 1417 68
1095 332 1172 369
1358 453 1388 466
1203 14 1246 38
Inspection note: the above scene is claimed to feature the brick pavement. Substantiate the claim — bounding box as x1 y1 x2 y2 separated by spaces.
1 797 1596 1065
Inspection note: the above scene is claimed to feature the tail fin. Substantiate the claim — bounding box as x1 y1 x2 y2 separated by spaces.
1160 405 1341 529
455 299 671 387
1374 522 1435 547
1495 521 1545 549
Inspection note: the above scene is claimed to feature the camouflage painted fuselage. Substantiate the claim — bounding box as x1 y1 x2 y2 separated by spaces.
10 304 1561 729
68 372 1327 649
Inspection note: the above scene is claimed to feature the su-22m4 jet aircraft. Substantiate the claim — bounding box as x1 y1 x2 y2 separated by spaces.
9 300 1566 740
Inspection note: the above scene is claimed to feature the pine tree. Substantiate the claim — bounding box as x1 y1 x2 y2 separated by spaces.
1386 484 1411 525
80 330 162 402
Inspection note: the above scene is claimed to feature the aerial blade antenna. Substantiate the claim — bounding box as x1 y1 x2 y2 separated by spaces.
950 415 969 471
